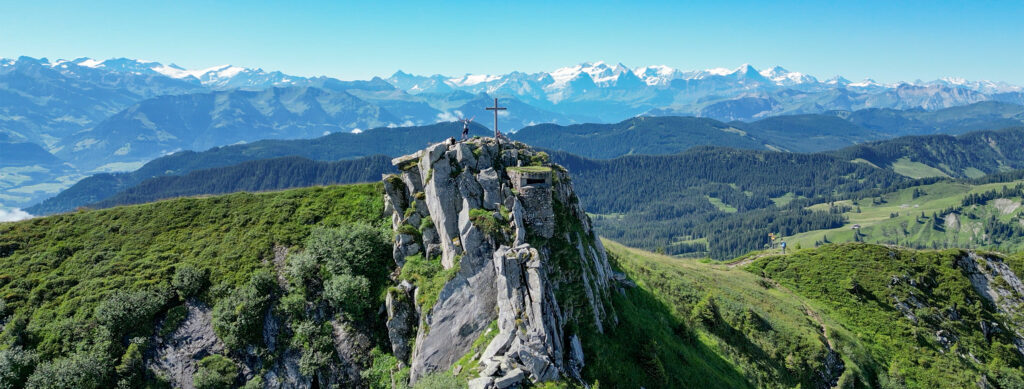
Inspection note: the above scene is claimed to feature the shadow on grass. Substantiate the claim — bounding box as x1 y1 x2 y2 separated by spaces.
580 284 754 389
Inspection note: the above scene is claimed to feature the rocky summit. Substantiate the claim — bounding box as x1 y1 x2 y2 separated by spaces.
383 137 616 387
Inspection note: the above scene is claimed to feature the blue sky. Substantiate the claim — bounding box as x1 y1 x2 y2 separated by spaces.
2 0 1022 83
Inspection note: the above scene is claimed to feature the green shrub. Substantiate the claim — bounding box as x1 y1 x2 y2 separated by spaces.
0 346 37 389
115 341 145 387
468 209 503 236
193 355 238 389
172 265 210 299
285 251 321 293
94 289 166 339
362 348 409 389
290 321 336 376
242 376 264 389
324 274 372 317
307 224 390 278
25 351 112 389
530 151 550 166
420 216 434 232
277 290 307 319
0 314 28 348
397 223 420 236
212 272 277 350
691 295 720 329
400 254 459 311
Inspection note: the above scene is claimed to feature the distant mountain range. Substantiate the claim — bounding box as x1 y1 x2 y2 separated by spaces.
25 122 492 214
4 55 1024 211
29 114 1024 216
388 61 1024 122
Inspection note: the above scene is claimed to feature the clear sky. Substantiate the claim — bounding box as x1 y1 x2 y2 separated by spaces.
2 0 1022 84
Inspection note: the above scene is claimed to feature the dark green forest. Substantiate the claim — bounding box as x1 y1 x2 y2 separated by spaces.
550 147 910 258
89 156 394 209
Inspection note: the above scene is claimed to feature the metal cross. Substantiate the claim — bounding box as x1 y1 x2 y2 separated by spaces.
485 98 507 143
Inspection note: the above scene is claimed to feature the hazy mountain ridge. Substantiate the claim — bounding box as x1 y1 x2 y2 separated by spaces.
389 61 1024 122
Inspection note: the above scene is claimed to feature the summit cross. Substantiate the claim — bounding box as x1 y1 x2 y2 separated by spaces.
485 98 507 143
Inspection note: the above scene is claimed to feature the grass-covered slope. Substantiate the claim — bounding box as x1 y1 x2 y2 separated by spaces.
604 240 1024 388
0 184 387 387
748 244 1024 388
595 240 846 388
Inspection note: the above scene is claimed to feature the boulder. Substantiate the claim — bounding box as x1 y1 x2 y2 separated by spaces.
469 377 495 389
495 368 525 389
456 142 478 169
477 168 502 210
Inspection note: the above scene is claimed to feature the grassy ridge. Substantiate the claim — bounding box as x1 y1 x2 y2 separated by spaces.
747 244 1024 387
0 184 385 361
599 240 862 388
607 240 1024 388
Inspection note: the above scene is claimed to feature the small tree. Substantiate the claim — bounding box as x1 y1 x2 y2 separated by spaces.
94 290 166 339
212 272 277 350
193 355 238 389
24 351 113 389
172 265 210 299
0 346 37 389
324 274 371 317
308 224 390 278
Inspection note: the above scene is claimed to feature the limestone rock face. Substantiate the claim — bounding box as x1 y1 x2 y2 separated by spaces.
148 302 226 389
387 282 418 364
383 138 616 386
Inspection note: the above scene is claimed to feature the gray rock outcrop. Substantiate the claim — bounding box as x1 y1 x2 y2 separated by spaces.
384 138 615 387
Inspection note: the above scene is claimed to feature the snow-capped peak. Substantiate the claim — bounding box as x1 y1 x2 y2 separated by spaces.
848 78 883 88
634 65 683 86
448 73 502 87
824 76 851 86
548 61 634 88
30 57 306 89
733 63 758 74
75 58 104 68
760 65 817 85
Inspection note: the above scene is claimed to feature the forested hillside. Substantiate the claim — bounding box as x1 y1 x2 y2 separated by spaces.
27 122 488 215
831 126 1024 179
845 101 1024 136
513 116 767 158
783 176 1024 253
550 147 910 258
514 102 1024 158
89 156 394 209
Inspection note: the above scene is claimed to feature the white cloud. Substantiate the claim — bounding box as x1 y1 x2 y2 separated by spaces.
0 208 34 222
437 110 466 123
351 128 363 134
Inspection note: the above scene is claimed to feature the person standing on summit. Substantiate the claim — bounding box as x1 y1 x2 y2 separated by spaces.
459 117 473 141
